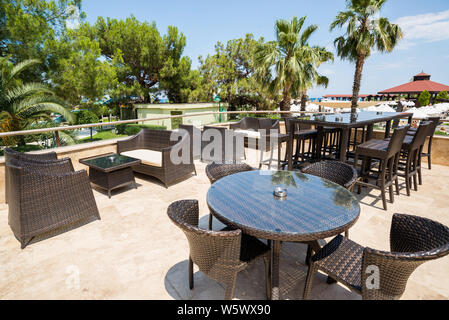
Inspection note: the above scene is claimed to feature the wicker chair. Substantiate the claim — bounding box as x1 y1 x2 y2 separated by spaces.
7 158 100 249
301 160 358 263
202 126 242 164
303 213 449 300
230 117 280 168
4 148 59 204
395 121 432 195
406 117 441 170
117 129 196 188
354 125 410 210
301 160 358 191
179 124 202 160
167 200 271 300
205 162 254 229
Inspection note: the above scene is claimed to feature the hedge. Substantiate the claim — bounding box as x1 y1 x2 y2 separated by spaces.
116 124 167 136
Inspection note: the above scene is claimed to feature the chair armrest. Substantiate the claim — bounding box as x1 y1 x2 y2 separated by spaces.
117 134 140 153
229 121 242 130
161 132 192 165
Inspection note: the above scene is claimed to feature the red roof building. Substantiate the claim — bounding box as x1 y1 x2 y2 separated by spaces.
378 72 449 96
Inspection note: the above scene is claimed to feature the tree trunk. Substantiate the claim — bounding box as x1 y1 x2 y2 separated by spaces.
300 91 307 116
351 54 366 114
280 85 292 118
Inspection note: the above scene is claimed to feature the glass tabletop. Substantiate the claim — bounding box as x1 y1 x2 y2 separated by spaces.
80 154 140 171
207 170 360 241
296 111 410 125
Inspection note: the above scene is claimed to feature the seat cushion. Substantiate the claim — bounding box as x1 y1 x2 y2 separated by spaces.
312 235 363 292
121 149 162 167
234 129 261 139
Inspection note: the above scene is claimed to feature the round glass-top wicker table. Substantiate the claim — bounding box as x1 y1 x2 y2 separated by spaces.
206 170 361 300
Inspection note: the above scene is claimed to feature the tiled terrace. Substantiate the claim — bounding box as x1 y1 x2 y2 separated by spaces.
0 150 448 300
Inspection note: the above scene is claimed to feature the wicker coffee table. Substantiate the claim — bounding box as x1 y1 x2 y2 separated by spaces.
80 153 141 198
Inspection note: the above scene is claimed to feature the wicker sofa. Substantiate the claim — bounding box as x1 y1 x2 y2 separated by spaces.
117 129 196 188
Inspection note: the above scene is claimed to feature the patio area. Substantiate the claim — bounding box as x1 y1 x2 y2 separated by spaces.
1 150 448 300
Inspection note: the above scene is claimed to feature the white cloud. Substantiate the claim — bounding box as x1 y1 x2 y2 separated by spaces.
394 9 449 49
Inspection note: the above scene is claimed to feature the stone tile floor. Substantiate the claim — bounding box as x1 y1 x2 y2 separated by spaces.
0 150 448 300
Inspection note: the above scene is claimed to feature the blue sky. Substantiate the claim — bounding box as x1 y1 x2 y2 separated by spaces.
82 0 449 97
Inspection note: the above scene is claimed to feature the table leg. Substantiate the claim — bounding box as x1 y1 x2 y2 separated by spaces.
271 240 281 300
385 120 392 139
287 132 294 171
366 124 374 141
339 128 350 162
315 126 324 161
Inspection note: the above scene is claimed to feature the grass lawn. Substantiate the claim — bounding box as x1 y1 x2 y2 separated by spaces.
78 129 127 143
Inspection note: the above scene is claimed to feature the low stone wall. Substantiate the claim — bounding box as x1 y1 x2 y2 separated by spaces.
1 129 448 203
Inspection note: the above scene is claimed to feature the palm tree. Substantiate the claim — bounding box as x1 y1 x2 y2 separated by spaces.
293 47 333 113
255 16 333 116
330 0 403 113
0 58 74 146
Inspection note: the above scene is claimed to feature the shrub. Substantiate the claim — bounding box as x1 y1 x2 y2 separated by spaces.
436 91 449 101
76 110 99 125
123 124 167 136
418 90 431 107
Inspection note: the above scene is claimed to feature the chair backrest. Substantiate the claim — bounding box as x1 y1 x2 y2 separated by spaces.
140 129 180 150
386 125 410 158
301 160 358 190
426 117 441 137
408 121 432 150
179 124 202 159
4 148 60 204
361 213 449 300
4 148 58 163
167 200 242 282
202 126 240 164
205 162 253 184
283 117 312 134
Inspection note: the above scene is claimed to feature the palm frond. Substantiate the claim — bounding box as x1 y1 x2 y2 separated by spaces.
9 59 41 82
5 83 55 105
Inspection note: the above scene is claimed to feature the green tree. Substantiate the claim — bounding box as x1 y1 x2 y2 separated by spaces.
76 109 99 139
197 34 279 111
418 90 431 107
45 25 118 104
330 0 403 113
1 0 84 82
255 16 332 116
0 58 74 146
83 16 192 103
436 91 449 102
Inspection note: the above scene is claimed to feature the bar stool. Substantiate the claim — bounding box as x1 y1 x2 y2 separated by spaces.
395 121 432 195
284 118 317 168
406 117 440 170
354 125 410 210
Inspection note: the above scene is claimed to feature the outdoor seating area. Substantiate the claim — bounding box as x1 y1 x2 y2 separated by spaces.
1 111 449 300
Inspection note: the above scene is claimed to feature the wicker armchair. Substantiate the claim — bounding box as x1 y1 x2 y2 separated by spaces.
230 117 280 168
167 200 271 300
205 162 253 229
230 117 280 151
4 148 60 204
7 158 100 249
117 129 196 188
301 161 358 191
303 213 449 300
